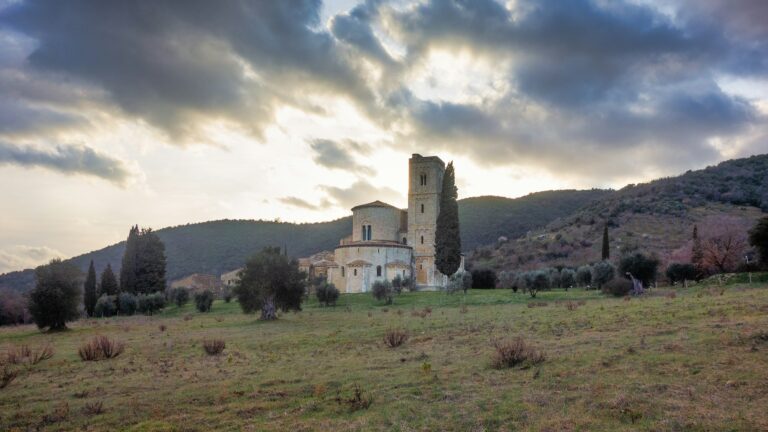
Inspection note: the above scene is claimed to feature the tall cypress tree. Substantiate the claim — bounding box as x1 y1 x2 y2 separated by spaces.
435 162 462 276
100 264 119 296
120 225 140 294
601 224 610 260
691 224 704 270
83 260 97 317
134 228 166 294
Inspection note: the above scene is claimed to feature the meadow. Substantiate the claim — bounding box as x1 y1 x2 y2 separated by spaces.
1 284 767 431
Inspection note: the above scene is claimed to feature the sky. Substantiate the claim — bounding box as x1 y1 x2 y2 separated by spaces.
0 0 767 273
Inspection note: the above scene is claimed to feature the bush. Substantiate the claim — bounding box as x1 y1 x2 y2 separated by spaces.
619 253 660 287
202 339 225 355
497 271 516 290
576 265 592 287
383 328 408 348
94 295 117 317
445 272 465 294
78 336 124 361
117 293 137 316
169 287 189 307
1 365 18 389
391 275 403 295
471 269 496 289
560 268 576 289
666 263 697 286
316 282 340 306
372 280 393 305
194 290 214 313
592 261 616 289
491 338 545 369
28 259 82 331
223 289 233 303
527 270 549 298
136 292 165 315
602 278 633 297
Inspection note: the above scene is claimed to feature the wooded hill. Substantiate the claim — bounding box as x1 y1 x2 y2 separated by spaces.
0 190 605 292
470 154 768 272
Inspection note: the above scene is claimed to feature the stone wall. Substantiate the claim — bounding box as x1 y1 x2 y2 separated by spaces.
328 243 412 293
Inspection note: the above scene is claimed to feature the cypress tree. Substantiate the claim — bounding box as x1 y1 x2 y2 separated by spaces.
83 260 97 317
435 161 462 276
691 224 704 271
100 264 119 296
135 228 167 294
601 224 610 260
120 225 140 294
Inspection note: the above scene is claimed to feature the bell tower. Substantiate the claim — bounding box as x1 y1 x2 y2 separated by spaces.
407 154 445 288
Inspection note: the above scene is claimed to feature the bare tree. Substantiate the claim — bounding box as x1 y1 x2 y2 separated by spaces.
700 216 749 273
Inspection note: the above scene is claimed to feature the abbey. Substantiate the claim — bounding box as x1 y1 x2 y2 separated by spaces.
322 154 464 293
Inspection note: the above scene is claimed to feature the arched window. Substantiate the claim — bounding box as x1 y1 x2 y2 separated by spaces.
420 204 424 213
402 237 407 245
421 235 424 244
419 173 427 186
354 268 357 276
367 225 372 240
402 269 406 277
376 265 382 277
341 266 345 277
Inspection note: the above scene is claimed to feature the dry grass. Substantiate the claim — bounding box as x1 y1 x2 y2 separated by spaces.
78 336 124 361
383 328 408 348
203 339 226 355
1 364 18 389
491 337 545 369
82 401 104 416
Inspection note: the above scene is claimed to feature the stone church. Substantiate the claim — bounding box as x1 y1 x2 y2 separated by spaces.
322 154 464 293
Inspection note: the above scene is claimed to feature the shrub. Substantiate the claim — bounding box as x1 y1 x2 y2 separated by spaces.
194 290 214 313
527 270 550 298
666 263 697 287
202 339 225 355
471 269 496 289
1 365 18 389
372 280 393 305
339 384 373 412
316 282 340 306
137 292 165 315
497 271 516 290
169 287 189 307
445 272 464 294
28 259 82 331
82 401 104 416
576 265 592 287
602 278 633 297
94 295 116 317
28 344 54 365
560 268 576 289
391 275 403 295
491 338 545 369
117 293 138 316
78 336 125 361
223 289 233 303
592 261 616 289
383 328 408 348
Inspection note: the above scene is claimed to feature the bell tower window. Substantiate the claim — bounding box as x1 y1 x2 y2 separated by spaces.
419 173 427 186
420 204 424 213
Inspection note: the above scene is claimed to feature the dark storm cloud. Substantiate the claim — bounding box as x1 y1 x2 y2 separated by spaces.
0 0 373 141
309 138 373 175
330 0 394 66
0 141 132 184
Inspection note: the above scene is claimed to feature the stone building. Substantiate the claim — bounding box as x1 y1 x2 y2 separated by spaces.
170 273 223 295
324 154 464 293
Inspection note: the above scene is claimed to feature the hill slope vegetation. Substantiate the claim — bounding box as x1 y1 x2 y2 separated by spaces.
0 191 604 292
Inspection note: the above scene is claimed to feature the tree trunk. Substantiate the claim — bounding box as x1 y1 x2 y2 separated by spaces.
260 296 277 320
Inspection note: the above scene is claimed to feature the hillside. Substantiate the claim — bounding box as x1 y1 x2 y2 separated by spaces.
0 191 603 292
470 154 768 271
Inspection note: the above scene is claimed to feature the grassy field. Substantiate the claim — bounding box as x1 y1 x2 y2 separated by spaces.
1 284 768 431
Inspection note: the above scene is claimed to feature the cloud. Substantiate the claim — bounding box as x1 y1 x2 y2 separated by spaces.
0 245 63 273
0 141 133 184
0 0 374 142
319 179 402 210
309 138 374 175
279 196 332 211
